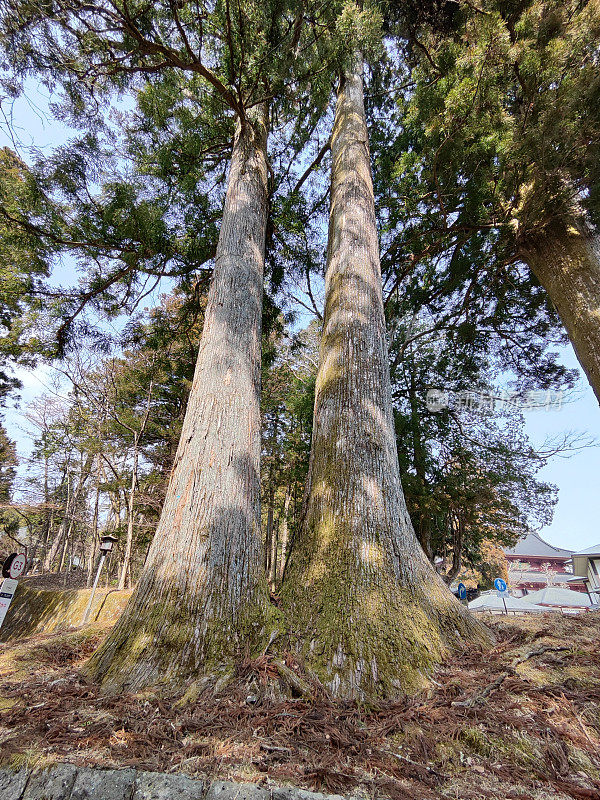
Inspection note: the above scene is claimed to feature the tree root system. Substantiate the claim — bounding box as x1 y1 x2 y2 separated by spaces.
1 614 599 800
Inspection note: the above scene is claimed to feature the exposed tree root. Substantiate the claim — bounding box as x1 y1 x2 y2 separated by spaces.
1 615 600 800
452 645 572 708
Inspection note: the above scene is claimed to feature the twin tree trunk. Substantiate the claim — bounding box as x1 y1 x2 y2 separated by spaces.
520 218 600 406
85 106 275 691
85 64 488 698
282 57 489 699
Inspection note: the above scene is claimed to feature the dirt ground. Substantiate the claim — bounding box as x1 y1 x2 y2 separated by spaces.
0 612 599 800
20 570 90 591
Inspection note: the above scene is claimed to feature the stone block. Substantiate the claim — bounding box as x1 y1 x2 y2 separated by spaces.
205 781 269 800
133 772 205 800
22 765 79 800
0 769 30 800
69 768 136 800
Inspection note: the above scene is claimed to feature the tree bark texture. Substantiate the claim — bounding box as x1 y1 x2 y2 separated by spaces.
520 218 600 405
282 57 490 700
86 107 277 692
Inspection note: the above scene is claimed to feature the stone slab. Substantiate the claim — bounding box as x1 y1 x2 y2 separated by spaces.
205 781 269 800
0 769 31 800
0 766 363 800
69 768 136 800
271 790 335 800
23 765 79 800
133 772 205 800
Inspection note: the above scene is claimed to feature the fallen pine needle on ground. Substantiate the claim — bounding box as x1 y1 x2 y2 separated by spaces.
1 613 599 800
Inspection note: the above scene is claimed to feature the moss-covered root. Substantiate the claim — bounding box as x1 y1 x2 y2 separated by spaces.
282 564 492 701
83 582 282 694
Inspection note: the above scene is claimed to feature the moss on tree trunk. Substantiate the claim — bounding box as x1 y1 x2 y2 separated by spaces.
281 57 491 701
520 218 600 406
85 107 279 692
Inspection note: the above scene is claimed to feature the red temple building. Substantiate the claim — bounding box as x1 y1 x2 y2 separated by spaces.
504 531 587 596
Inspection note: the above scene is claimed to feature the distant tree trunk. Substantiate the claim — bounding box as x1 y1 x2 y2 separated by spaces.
44 454 93 571
269 522 278 594
418 516 433 563
87 458 101 587
118 445 139 591
278 487 292 584
41 454 51 563
444 512 463 585
520 218 600 405
408 369 433 561
59 516 75 576
101 459 122 532
44 474 71 572
41 509 55 573
86 106 276 692
87 537 99 588
44 524 63 574
264 482 276 592
116 377 153 592
282 56 490 700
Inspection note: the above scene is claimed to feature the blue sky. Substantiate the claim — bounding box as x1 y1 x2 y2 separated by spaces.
520 346 599 552
2 85 599 554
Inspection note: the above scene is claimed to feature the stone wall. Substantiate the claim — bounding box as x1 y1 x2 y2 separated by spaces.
0 766 353 800
0 586 132 642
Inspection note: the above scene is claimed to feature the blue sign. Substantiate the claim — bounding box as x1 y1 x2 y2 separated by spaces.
457 582 467 600
494 577 507 593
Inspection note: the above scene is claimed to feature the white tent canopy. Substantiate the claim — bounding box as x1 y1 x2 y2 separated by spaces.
524 587 593 608
468 592 549 613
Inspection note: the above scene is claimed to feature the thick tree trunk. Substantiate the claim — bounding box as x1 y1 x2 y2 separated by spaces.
520 218 600 405
282 57 489 700
85 107 276 692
